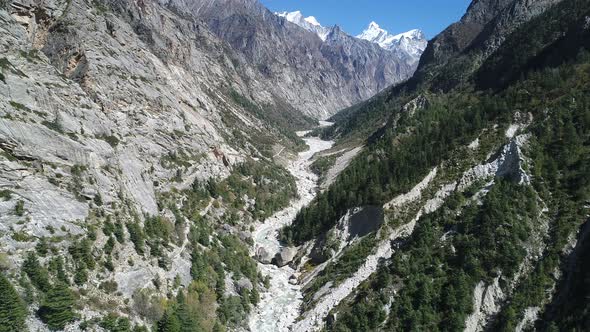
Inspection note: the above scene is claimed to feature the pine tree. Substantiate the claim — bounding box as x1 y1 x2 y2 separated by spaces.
23 252 51 292
35 237 49 256
53 257 69 285
37 282 76 330
157 309 181 332
174 291 198 332
74 262 88 286
0 274 27 332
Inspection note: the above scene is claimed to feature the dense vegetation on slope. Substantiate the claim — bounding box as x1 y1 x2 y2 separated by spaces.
324 0 590 145
302 13 590 331
211 159 298 220
327 54 590 330
331 181 539 331
283 0 590 244
284 0 590 329
282 92 509 244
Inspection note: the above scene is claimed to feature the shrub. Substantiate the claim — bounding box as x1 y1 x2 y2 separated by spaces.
36 237 50 256
14 200 24 216
132 289 164 322
99 280 118 294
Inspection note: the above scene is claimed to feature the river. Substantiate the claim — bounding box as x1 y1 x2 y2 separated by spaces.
248 129 334 332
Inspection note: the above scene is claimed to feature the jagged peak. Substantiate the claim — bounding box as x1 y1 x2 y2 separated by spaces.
368 21 380 29
357 22 426 60
276 10 331 41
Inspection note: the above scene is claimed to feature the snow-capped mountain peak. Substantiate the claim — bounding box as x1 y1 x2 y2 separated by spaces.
392 29 425 41
357 21 388 42
276 10 331 41
357 22 427 64
305 15 321 26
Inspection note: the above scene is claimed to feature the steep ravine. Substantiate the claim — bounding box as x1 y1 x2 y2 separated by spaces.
248 128 334 332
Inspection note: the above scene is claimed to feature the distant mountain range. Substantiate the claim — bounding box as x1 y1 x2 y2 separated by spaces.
357 22 428 65
276 10 427 67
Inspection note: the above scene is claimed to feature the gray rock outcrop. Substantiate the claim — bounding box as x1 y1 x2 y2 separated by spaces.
255 246 273 264
273 246 298 267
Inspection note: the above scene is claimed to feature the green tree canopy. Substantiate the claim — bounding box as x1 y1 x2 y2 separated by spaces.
37 282 76 330
0 274 27 332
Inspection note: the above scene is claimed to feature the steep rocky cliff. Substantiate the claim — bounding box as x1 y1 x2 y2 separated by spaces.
161 0 419 119
411 0 563 91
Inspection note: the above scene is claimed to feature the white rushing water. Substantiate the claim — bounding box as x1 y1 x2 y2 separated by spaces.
248 131 333 332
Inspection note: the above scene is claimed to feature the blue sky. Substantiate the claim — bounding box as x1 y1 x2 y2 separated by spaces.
260 0 472 39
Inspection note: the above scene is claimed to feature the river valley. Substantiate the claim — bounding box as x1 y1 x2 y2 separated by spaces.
248 130 334 332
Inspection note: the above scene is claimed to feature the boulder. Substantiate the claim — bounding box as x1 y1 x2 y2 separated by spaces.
255 246 273 264
236 277 253 292
273 247 298 267
288 274 299 285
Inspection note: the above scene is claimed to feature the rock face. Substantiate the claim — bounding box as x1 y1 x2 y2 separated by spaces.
410 0 563 91
464 277 506 332
161 0 420 119
0 0 323 329
273 247 298 267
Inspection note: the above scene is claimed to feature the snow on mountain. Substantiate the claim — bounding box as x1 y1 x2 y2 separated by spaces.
275 11 427 65
357 22 427 64
277 11 332 41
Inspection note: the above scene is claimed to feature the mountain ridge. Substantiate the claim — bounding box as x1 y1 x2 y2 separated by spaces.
165 0 421 119
357 21 427 64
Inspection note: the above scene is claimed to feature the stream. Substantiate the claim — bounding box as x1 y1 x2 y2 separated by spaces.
248 129 334 332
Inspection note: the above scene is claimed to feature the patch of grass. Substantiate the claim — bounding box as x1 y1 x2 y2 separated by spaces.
0 150 17 161
19 50 42 63
0 58 11 70
0 57 27 78
160 150 192 169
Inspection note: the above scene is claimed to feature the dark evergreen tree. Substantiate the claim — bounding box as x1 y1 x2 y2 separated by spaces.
38 282 76 330
35 237 49 256
157 309 181 332
0 274 27 332
23 252 51 292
